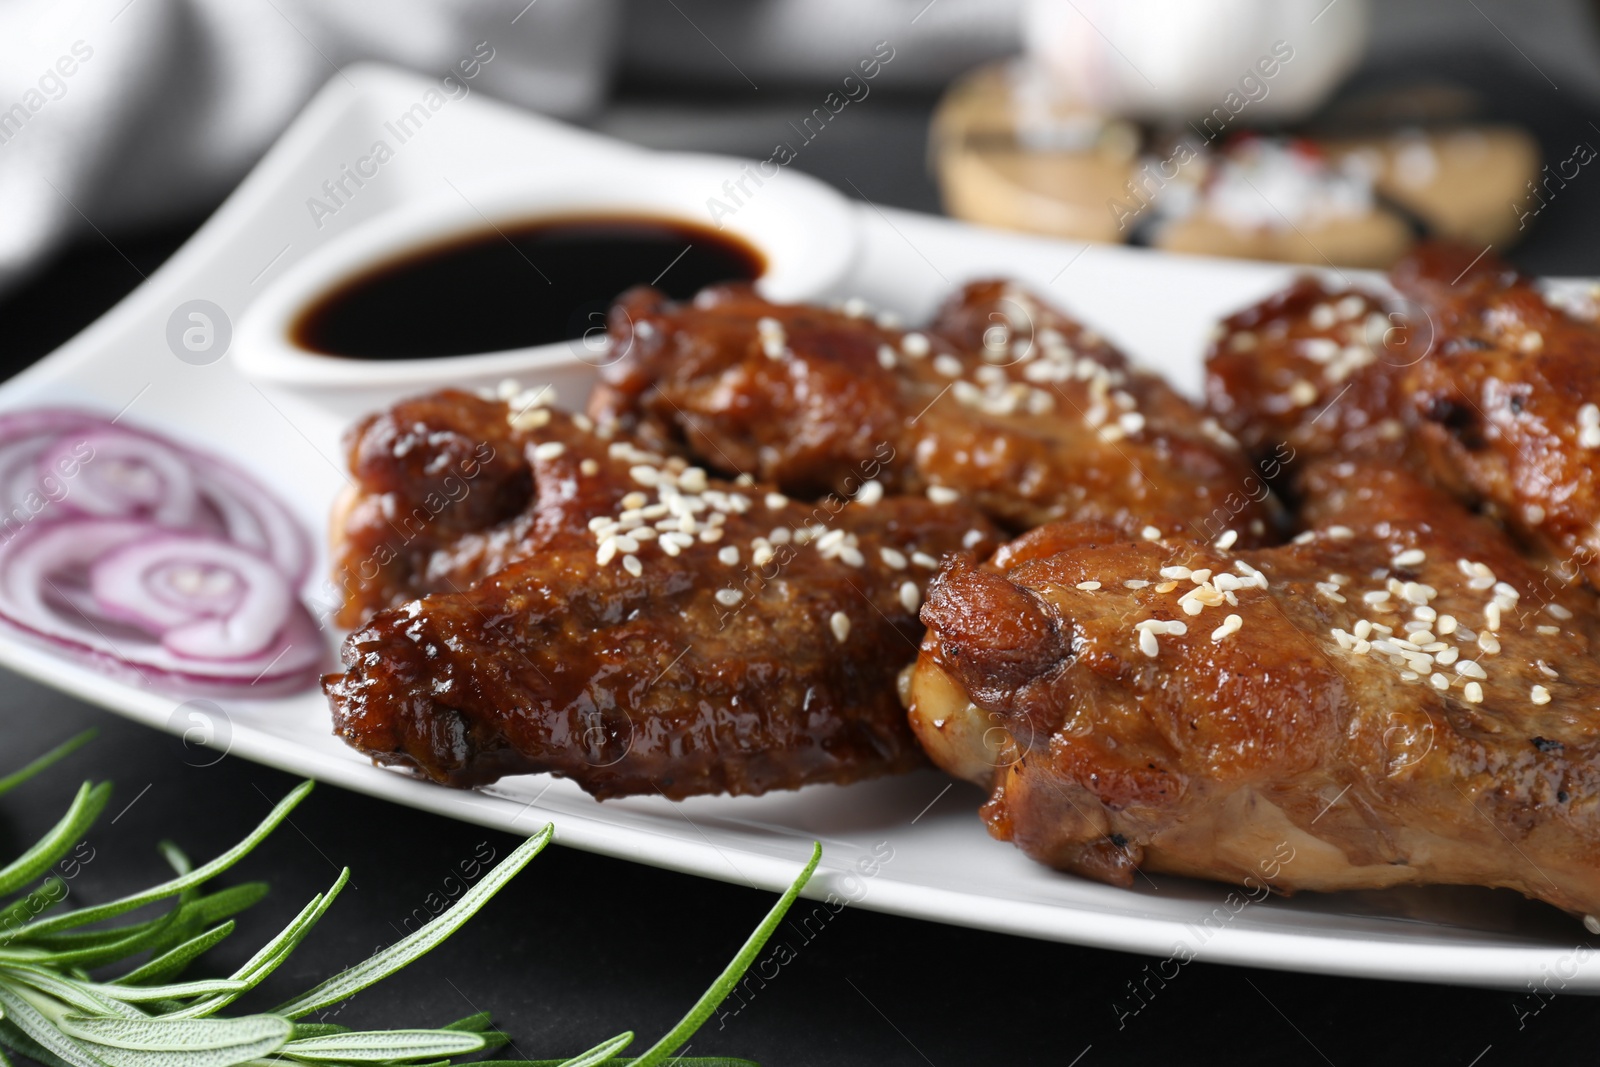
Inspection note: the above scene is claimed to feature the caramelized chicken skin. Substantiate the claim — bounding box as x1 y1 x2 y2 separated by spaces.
910 458 1600 918
593 281 1277 542
324 391 1003 796
1208 242 1600 584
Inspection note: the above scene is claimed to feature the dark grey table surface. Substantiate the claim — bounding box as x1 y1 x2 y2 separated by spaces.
2 49 1599 1066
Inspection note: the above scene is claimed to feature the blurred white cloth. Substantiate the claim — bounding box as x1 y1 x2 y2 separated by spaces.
0 0 617 291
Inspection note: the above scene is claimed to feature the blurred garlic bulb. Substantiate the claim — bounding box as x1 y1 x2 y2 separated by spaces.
1021 0 1369 122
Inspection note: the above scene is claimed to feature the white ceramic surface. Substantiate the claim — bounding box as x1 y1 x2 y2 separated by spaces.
234 152 859 416
3 63 1595 994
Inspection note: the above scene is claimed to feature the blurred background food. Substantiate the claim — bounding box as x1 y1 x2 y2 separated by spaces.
2 0 1599 362
934 0 1544 265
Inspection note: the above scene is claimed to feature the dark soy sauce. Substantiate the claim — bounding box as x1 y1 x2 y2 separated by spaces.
293 215 765 360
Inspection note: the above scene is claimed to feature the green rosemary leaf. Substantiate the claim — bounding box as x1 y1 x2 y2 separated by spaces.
278 1028 487 1061
59 1013 290 1067
0 1016 84 1067
16 782 314 940
139 882 267 964
628 843 821 1067
470 1059 759 1066
0 878 67 930
0 782 111 900
78 976 251 1003
0 731 96 798
13 910 182 970
553 1030 633 1067
272 827 552 1020
114 922 236 986
156 844 190 880
440 1011 493 1032
0 966 143 1019
161 871 350 1021
286 1024 348 1039
0 981 111 1067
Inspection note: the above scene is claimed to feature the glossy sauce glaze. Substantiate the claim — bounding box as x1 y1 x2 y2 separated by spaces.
293 215 765 360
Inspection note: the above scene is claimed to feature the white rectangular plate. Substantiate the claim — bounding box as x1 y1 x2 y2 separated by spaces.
5 64 1592 992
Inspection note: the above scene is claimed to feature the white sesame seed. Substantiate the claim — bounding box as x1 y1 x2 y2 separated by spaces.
1430 673 1449 690
1142 526 1162 541
1435 647 1459 665
509 407 552 431
899 582 921 613
858 548 899 574
1119 412 1146 435
857 480 884 506
1437 614 1458 635
1160 566 1192 580
1076 581 1102 591
1293 531 1318 546
1354 620 1373 639
1538 624 1561 635
718 546 740 565
1548 603 1574 620
1456 660 1488 680
765 492 788 510
877 345 897 369
532 441 566 461
1363 590 1391 605
912 552 940 569
830 611 851 642
901 332 930 357
1309 303 1337 330
1125 579 1149 589
1211 614 1243 641
579 458 599 476
926 485 960 505
1139 629 1160 657
622 554 643 577
1394 548 1425 567
716 588 743 606
1328 526 1353 539
1582 424 1600 448
1464 681 1484 703
1215 530 1239 550
596 539 618 565
1288 379 1318 406
933 354 963 378
1531 685 1552 704
1478 632 1501 655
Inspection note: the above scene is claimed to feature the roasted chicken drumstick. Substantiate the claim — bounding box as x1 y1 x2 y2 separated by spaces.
910 457 1600 918
593 280 1277 543
324 389 1002 796
1207 242 1600 585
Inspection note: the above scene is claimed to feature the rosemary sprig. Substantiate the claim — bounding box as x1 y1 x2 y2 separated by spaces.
0 731 818 1067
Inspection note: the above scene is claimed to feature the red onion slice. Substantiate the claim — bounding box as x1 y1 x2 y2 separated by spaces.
90 534 292 660
43 430 200 527
0 410 309 582
0 518 322 696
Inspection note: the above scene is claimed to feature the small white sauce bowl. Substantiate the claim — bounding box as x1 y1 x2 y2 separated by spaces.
234 152 860 410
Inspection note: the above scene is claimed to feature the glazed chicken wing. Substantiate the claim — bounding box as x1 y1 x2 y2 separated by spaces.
1207 242 1600 585
324 390 1003 796
592 281 1277 544
909 457 1600 919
